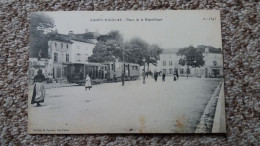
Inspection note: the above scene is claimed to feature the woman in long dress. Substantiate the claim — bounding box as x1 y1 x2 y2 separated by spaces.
85 74 92 90
31 69 46 106
173 73 177 81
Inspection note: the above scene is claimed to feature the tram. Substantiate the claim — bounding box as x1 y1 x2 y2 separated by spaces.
66 62 105 85
103 62 140 81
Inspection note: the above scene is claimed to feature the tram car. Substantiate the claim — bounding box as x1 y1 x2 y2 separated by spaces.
66 62 105 85
103 62 140 81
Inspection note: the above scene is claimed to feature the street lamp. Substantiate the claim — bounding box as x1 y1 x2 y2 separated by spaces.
142 57 146 84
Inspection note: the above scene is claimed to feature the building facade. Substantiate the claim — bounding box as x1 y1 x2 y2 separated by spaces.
47 32 97 82
204 48 223 77
48 39 73 81
157 47 223 78
70 40 95 63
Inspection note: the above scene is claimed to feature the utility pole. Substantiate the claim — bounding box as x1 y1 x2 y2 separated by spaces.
123 44 125 74
122 44 125 86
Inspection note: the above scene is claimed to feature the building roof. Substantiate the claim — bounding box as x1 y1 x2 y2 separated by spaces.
161 48 179 54
161 46 222 54
49 32 96 44
197 45 222 54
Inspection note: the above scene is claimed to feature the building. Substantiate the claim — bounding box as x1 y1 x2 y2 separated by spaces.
48 31 97 82
48 38 73 81
157 49 185 76
204 47 223 77
157 47 223 78
70 40 95 63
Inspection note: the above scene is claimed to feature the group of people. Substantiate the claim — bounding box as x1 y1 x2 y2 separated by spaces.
156 71 179 82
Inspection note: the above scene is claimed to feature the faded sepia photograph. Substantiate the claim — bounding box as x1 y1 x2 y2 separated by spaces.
28 10 225 134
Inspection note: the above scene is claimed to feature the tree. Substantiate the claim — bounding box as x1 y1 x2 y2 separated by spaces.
177 46 205 78
87 41 116 62
88 30 124 62
145 44 162 71
89 31 162 68
124 37 149 65
30 13 55 58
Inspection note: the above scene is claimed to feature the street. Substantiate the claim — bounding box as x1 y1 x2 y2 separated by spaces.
28 76 222 133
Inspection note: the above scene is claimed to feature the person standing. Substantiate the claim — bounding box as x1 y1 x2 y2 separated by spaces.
31 69 46 107
173 73 177 81
85 74 92 90
121 71 125 86
154 72 158 82
162 73 166 81
175 70 179 79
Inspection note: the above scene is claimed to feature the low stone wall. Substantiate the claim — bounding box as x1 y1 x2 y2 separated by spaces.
212 82 226 133
195 81 223 133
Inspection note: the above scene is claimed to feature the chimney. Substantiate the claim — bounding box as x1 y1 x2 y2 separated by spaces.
205 47 209 53
68 31 74 38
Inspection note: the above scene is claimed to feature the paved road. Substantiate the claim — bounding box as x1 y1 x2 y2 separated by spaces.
28 77 222 133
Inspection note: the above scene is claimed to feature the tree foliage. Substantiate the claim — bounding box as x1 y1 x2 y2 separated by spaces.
89 33 162 67
88 31 124 62
177 46 205 68
30 13 55 58
124 37 149 65
146 44 162 69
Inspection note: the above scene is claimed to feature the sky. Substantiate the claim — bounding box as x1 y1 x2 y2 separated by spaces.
43 11 222 49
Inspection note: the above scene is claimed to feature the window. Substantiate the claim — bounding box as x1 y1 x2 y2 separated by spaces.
169 69 173 74
163 69 167 74
212 69 220 77
111 64 114 70
54 52 58 62
213 61 217 66
55 42 57 47
66 54 69 62
163 61 166 66
61 43 63 48
76 53 81 62
169 61 172 66
57 67 61 78
180 68 184 74
66 44 69 48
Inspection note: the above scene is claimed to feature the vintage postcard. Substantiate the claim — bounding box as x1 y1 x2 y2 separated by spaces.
28 10 225 134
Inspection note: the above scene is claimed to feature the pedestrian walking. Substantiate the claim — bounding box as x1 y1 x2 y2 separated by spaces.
85 74 92 90
154 72 158 82
162 73 166 81
173 73 177 81
175 70 179 79
31 69 46 107
121 71 125 86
